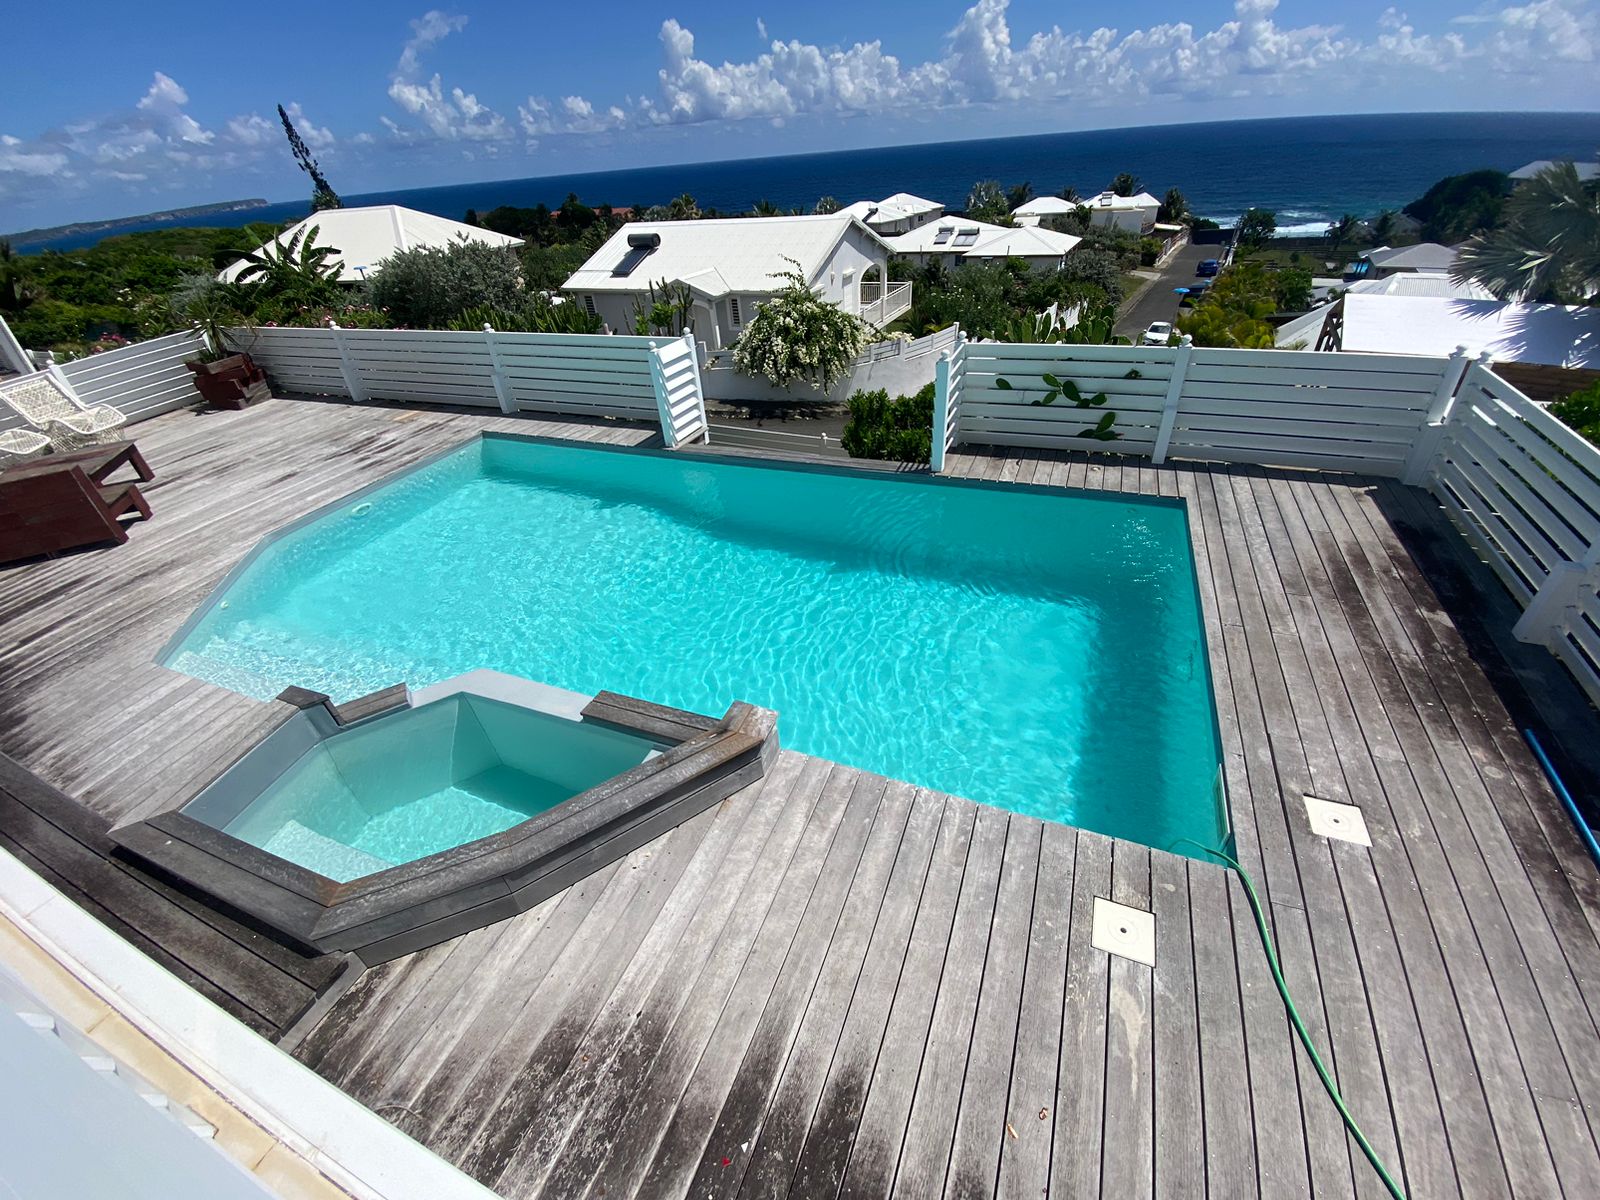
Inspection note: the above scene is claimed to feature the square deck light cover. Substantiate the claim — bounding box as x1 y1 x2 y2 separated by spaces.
1091 897 1156 967
1304 795 1372 846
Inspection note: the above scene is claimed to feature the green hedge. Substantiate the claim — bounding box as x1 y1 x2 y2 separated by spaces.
842 382 934 463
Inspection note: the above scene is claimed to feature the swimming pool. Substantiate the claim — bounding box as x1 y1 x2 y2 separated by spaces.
167 434 1225 854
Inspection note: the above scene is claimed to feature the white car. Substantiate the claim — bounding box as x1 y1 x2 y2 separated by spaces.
1142 321 1174 346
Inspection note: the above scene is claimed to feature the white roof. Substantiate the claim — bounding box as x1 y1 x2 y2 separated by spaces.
218 205 522 283
1361 243 1460 273
1084 191 1160 211
1013 196 1079 217
877 192 942 215
885 218 1079 259
1338 295 1600 367
965 225 1083 259
1510 160 1599 181
1356 274 1493 300
564 213 888 296
839 193 944 227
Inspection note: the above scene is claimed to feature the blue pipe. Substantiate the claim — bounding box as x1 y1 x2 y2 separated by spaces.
1524 729 1600 872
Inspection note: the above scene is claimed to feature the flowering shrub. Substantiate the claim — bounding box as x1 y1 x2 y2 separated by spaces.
731 260 870 391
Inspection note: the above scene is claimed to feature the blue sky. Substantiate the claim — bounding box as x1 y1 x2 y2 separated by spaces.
2 0 1596 229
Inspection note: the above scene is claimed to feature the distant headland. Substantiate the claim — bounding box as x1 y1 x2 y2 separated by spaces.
3 199 270 248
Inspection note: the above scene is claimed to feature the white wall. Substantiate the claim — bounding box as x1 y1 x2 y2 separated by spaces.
701 325 958 406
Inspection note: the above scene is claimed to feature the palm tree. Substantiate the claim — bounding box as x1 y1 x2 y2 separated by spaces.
667 193 700 221
813 196 841 215
1371 210 1398 245
1453 160 1600 303
1326 214 1359 254
1110 173 1142 198
752 199 783 217
1159 188 1189 224
1058 185 1081 203
1006 182 1034 210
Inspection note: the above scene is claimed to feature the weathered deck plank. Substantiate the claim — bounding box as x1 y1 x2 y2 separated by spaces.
5 405 1600 1200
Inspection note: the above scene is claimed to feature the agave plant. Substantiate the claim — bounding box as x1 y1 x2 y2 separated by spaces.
1453 160 1600 304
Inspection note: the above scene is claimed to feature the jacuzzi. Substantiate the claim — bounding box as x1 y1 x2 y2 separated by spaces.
111 671 777 963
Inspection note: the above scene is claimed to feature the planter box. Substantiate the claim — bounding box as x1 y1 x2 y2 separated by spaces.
187 353 270 410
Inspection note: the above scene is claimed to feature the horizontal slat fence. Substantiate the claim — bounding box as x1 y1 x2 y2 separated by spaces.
947 339 1449 475
0 331 205 433
235 325 706 447
1426 362 1600 699
935 336 1600 709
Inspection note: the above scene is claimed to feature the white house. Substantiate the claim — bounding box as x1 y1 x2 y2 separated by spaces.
839 193 945 235
1275 274 1495 349
1510 159 1599 181
217 205 522 283
1355 243 1461 278
884 219 1082 272
1010 195 1079 227
1079 191 1161 234
1313 295 1600 382
562 213 906 349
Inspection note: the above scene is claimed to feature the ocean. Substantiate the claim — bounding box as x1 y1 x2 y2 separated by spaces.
21 111 1600 253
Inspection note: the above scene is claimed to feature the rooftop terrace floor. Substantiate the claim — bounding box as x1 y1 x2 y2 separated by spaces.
2 397 1599 1198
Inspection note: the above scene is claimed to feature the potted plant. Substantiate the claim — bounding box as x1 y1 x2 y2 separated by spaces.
176 277 269 410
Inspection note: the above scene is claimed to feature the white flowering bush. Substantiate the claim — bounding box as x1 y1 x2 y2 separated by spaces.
732 259 870 391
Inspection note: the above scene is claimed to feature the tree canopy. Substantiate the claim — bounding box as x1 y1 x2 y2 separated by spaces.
1403 169 1511 243
1453 161 1600 304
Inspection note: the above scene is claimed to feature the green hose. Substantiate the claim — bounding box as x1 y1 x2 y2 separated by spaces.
1176 839 1409 1200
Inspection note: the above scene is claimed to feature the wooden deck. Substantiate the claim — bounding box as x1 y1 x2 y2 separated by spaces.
2 397 1599 1199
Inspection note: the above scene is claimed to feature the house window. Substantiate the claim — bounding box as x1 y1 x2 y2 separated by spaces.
583 295 597 318
729 297 743 328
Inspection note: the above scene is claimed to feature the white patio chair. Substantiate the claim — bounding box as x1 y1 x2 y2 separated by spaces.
0 369 126 451
0 427 52 466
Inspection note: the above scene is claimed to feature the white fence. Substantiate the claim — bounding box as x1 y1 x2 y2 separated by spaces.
0 330 205 434
237 325 708 447
933 336 1600 708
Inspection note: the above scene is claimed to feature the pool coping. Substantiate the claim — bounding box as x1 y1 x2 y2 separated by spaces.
108 683 778 964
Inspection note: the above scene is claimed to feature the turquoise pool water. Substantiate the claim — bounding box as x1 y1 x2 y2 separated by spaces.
169 436 1224 853
202 694 660 881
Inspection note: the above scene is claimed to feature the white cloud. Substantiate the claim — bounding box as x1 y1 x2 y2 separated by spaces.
225 113 274 146
521 0 1594 135
387 10 510 141
134 71 213 144
283 102 335 149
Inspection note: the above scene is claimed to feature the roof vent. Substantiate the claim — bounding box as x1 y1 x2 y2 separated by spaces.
613 231 661 276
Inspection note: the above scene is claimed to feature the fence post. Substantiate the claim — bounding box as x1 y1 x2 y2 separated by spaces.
932 353 951 473
482 323 518 414
1400 345 1471 486
1151 335 1193 466
327 321 368 404
1513 544 1600 650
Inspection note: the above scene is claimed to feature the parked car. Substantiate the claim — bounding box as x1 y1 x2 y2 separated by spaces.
1142 321 1174 346
1196 259 1220 276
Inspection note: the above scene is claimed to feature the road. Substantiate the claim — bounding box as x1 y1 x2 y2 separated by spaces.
1114 240 1219 341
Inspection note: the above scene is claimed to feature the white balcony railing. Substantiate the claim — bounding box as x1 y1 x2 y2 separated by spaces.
859 281 912 327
